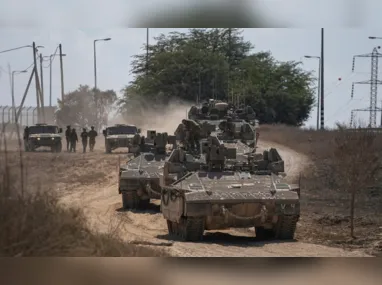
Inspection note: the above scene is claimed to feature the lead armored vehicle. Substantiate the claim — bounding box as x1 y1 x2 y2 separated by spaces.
160 135 300 242
117 130 177 209
24 123 63 152
102 124 141 153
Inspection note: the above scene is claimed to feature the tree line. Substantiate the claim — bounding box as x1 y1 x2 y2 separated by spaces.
55 28 317 129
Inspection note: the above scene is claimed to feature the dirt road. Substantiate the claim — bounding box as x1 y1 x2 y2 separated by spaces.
57 140 371 257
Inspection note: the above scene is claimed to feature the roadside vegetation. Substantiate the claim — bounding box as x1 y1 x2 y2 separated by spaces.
259 123 382 256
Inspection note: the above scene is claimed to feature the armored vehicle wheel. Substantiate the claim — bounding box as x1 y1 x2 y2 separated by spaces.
167 217 204 241
56 142 62 153
255 227 275 240
105 143 112 153
122 192 150 210
274 215 299 240
51 143 62 153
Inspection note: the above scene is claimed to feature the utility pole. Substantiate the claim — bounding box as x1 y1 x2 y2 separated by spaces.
351 46 382 128
45 52 66 106
320 28 324 130
49 55 52 107
39 53 45 107
93 37 112 89
228 28 232 105
146 28 149 77
304 55 321 130
59 44 65 102
198 69 201 105
32 42 41 123
93 40 97 90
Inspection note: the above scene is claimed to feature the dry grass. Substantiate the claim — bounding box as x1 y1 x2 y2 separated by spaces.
0 133 169 257
259 124 382 256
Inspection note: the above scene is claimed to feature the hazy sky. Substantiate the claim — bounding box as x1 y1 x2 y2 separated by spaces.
1 0 382 128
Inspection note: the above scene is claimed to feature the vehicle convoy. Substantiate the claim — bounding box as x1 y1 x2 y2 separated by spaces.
160 134 300 242
117 130 177 209
24 123 63 152
102 124 141 153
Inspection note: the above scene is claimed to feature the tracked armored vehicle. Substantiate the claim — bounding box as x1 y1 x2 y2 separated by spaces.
102 124 141 153
24 123 63 152
174 118 259 160
188 98 258 125
160 135 300 242
118 130 177 210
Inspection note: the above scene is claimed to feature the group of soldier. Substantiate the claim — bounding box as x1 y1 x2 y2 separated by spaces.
65 125 98 153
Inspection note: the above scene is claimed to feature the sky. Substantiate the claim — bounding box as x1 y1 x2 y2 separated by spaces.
1 0 382 128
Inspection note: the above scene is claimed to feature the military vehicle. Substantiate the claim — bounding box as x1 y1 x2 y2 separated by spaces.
188 98 258 125
174 118 259 160
188 99 231 121
118 130 177 209
24 123 63 152
102 124 141 153
160 135 300 242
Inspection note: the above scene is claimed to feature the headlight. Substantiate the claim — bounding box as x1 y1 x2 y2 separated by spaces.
37 137 40 141
51 137 55 140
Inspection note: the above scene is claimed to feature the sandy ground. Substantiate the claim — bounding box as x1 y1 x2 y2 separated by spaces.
55 138 370 257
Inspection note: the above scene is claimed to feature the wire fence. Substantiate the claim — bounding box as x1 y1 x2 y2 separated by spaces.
0 105 58 131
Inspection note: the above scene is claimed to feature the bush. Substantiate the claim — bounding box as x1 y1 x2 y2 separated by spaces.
258 124 382 256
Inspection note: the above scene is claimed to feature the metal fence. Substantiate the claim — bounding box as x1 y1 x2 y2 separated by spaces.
0 105 57 127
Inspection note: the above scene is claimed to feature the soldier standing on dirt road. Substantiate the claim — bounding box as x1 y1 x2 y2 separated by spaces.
81 128 89 153
65 125 71 152
88 126 97 152
69 128 78 152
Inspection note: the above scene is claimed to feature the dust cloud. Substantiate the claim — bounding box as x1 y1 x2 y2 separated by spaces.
109 99 193 135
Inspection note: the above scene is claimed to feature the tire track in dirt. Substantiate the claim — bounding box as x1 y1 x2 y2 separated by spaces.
58 143 371 257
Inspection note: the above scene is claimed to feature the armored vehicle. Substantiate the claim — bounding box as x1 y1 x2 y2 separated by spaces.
24 123 63 152
188 99 230 121
102 124 141 153
188 98 258 125
118 130 177 209
174 118 259 160
160 135 300 242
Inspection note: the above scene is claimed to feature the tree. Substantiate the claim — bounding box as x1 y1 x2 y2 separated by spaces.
333 127 381 238
122 28 315 126
55 85 117 131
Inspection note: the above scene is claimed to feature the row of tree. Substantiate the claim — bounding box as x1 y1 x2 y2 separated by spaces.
55 28 317 129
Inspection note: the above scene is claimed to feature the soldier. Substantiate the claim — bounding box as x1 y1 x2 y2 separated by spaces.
88 126 98 152
65 125 71 152
139 135 146 152
23 126 29 140
80 128 88 153
182 119 201 151
69 128 78 153
225 117 235 137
